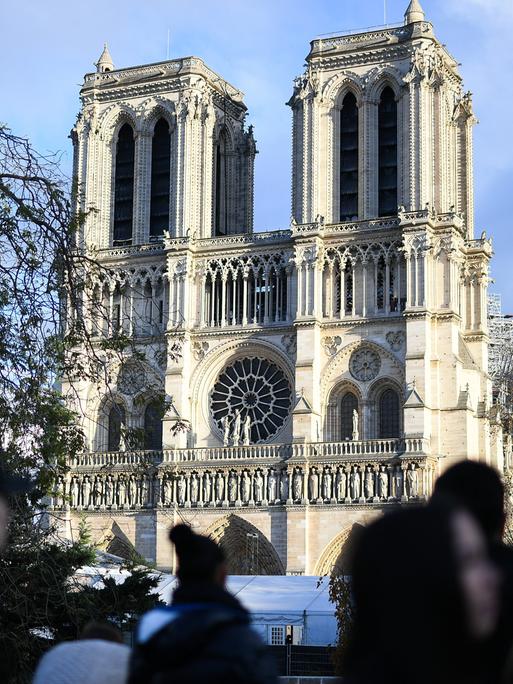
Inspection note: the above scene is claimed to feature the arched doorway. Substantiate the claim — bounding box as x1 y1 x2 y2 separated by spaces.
206 515 285 575
315 524 365 576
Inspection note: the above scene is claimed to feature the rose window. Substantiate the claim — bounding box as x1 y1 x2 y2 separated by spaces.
349 348 381 382
210 357 292 443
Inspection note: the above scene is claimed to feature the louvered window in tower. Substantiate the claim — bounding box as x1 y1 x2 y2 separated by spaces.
113 124 135 245
378 87 398 217
340 93 359 221
215 131 228 235
150 119 171 238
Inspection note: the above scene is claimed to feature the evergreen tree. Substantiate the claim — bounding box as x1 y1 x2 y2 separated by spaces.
0 126 161 684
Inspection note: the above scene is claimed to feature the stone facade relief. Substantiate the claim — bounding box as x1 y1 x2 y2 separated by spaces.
57 460 427 511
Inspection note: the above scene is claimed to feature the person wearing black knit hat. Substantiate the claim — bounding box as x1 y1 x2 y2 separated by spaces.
128 524 277 684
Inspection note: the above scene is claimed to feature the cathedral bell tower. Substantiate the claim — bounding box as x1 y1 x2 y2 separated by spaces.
72 49 256 247
288 0 494 466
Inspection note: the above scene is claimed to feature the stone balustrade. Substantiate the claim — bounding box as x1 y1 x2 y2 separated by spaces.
69 438 429 469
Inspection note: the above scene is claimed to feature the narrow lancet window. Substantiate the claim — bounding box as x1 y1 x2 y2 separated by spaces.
378 87 398 217
144 400 163 451
340 92 359 221
379 388 400 438
215 131 228 235
108 405 126 451
150 118 171 238
113 123 135 245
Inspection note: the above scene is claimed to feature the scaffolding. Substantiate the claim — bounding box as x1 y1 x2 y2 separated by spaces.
488 294 513 407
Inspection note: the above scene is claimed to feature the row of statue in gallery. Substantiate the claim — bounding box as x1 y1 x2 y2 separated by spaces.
53 462 422 509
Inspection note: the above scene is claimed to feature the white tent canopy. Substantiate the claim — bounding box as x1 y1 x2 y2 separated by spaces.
156 574 337 646
78 559 338 647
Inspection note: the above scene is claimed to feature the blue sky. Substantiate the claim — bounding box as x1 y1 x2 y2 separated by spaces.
1 0 511 309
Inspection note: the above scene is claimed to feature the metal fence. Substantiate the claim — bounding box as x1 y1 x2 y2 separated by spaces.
269 645 336 677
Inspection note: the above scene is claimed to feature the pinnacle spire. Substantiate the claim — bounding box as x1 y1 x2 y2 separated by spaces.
404 0 425 24
96 43 114 73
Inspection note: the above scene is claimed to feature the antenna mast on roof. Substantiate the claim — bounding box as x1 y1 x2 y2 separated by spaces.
384 0 387 25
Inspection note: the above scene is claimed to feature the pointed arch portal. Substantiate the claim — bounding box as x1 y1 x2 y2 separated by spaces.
207 515 285 575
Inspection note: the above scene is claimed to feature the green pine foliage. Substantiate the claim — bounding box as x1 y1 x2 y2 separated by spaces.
0 126 161 684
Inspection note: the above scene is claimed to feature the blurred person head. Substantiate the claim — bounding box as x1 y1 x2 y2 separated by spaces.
169 523 226 586
433 461 505 543
80 620 124 644
344 504 499 684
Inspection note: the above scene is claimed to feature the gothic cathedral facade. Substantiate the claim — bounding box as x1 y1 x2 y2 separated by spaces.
59 1 502 574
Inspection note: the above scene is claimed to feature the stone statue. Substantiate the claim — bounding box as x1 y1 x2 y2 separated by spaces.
364 466 375 499
152 475 161 506
254 470 264 502
82 476 92 509
71 477 79 508
222 415 231 447
54 477 64 508
93 475 102 507
203 472 212 504
292 468 303 500
164 476 173 505
350 466 361 500
128 475 137 507
177 474 186 506
280 470 289 502
140 475 150 507
352 409 359 441
394 466 403 499
190 473 199 504
243 414 252 446
118 477 126 507
242 471 251 503
232 411 242 447
308 468 319 501
406 463 419 499
215 472 224 502
379 465 389 500
268 468 278 502
335 467 346 501
321 468 332 500
228 471 237 502
105 475 114 507
119 428 126 452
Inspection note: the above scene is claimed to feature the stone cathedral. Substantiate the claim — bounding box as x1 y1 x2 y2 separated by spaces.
58 0 502 574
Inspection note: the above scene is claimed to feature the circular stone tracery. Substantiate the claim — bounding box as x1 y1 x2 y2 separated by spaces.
349 348 381 382
210 357 292 444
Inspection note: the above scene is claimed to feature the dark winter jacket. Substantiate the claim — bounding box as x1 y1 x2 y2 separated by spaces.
128 581 277 684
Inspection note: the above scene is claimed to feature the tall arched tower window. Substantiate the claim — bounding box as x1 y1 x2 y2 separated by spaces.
113 123 135 245
341 391 358 440
340 92 359 221
108 405 126 451
378 87 398 217
144 400 163 451
150 118 171 238
214 130 229 235
378 388 400 438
